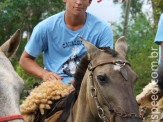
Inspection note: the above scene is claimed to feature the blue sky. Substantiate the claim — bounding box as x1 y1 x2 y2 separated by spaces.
87 0 152 23
87 0 122 23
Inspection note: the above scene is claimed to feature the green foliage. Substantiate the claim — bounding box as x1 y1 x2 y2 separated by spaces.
0 0 65 98
151 0 163 26
16 65 41 90
0 0 65 44
113 0 143 19
0 0 26 44
111 13 157 94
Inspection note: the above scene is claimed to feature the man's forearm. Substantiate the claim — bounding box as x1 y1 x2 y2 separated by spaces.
19 56 46 80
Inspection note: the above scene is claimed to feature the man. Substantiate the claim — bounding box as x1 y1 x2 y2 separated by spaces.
155 13 163 64
19 0 113 85
154 13 163 91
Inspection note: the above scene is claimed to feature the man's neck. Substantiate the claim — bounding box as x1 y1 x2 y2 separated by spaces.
64 12 86 31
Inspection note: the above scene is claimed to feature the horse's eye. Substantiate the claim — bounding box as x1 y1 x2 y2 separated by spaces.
97 75 107 85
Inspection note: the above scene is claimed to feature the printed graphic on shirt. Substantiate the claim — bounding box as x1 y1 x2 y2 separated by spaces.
62 39 82 48
62 46 80 76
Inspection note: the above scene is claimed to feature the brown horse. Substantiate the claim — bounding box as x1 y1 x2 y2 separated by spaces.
0 30 24 122
34 36 142 122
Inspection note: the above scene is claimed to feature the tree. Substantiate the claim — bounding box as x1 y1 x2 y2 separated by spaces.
112 0 143 36
150 0 163 27
113 0 143 19
122 0 131 36
0 0 65 97
0 0 65 66
0 0 65 45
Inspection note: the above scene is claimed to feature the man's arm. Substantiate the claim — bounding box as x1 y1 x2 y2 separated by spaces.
19 51 63 82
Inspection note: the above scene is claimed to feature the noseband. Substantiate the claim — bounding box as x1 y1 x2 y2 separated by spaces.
0 115 24 122
88 60 142 122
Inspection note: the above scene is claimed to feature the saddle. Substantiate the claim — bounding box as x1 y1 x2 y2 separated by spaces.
34 97 67 122
20 81 70 122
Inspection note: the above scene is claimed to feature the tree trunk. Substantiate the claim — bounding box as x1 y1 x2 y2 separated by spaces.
123 0 131 36
151 0 156 26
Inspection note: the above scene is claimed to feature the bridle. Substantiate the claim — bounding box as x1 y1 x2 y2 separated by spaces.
88 59 142 122
0 115 24 122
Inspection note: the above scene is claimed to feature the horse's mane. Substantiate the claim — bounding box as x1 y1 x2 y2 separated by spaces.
57 54 89 122
57 47 117 122
74 54 90 93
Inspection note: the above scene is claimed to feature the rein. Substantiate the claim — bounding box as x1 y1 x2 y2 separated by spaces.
0 115 24 122
88 60 131 71
88 60 142 122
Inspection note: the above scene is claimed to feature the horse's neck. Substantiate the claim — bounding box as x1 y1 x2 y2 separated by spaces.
70 75 97 122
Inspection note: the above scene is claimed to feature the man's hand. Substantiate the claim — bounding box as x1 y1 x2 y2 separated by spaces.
42 71 64 82
69 80 75 92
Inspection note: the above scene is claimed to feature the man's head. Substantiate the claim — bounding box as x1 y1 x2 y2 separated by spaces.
63 0 92 16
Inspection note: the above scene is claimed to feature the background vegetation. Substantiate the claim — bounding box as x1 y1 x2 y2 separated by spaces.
0 0 162 98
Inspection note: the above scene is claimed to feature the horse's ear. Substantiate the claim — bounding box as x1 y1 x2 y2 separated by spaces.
115 36 128 58
78 35 99 60
0 29 21 58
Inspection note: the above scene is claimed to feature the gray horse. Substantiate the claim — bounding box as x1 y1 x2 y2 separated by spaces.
0 30 24 122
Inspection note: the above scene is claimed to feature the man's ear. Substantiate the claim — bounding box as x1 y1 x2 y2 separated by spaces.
89 0 92 5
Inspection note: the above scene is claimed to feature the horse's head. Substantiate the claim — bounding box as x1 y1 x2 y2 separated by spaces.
0 30 24 121
79 36 142 122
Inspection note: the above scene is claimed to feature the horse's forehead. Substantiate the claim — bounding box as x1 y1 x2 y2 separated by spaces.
98 50 122 59
113 65 121 71
95 52 137 80
0 52 14 73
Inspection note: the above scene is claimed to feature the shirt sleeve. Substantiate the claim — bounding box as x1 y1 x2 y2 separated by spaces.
154 13 163 45
25 24 47 58
97 25 114 49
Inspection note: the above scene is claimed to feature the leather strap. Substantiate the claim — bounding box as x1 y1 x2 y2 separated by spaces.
0 115 24 122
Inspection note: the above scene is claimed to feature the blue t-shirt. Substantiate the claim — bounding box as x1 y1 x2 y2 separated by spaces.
25 11 113 84
154 13 163 65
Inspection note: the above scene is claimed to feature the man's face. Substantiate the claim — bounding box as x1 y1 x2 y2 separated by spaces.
63 0 91 16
